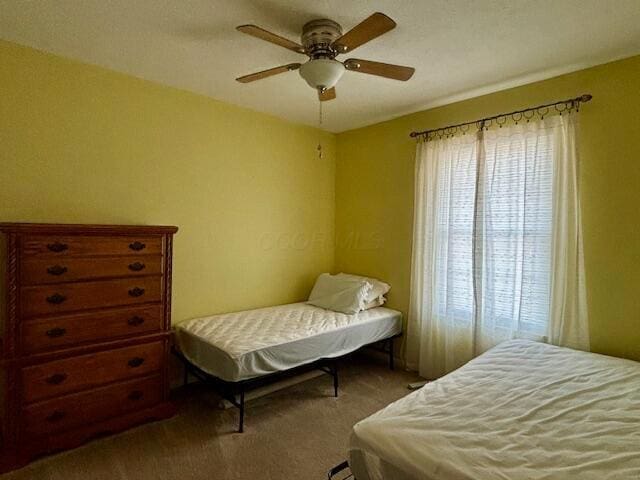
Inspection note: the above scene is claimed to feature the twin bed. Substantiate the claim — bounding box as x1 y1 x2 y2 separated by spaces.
174 301 403 431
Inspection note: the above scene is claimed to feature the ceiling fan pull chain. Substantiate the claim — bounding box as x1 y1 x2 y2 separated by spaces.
317 98 323 159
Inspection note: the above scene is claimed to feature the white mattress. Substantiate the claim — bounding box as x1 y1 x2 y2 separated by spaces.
349 340 640 480
174 302 402 382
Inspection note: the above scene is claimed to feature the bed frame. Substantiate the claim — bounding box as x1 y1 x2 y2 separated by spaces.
328 461 352 479
173 333 401 433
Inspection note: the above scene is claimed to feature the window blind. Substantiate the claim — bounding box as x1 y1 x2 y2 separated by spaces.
431 128 553 337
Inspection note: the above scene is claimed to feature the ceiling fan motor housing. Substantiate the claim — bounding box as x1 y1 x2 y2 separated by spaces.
301 19 342 59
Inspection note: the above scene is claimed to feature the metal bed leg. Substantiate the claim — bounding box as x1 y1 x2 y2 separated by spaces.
238 384 245 433
333 361 339 398
389 338 395 371
183 363 189 386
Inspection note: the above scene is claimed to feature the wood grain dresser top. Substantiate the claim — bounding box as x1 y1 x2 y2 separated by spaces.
0 223 178 235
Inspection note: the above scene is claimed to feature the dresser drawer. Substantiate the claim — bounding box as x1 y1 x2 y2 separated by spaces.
20 235 163 257
21 276 162 317
20 255 163 285
23 375 162 436
21 305 164 354
22 341 164 403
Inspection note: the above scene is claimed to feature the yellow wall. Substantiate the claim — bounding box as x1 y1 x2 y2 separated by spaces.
336 55 640 361
0 40 336 322
2 39 638 362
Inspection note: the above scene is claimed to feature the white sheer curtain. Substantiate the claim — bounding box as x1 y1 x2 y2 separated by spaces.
406 113 589 379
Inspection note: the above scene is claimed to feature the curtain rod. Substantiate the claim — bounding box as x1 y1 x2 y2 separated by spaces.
409 94 593 139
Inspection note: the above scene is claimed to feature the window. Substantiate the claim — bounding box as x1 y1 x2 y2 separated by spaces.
408 112 589 378
431 128 553 338
480 131 553 337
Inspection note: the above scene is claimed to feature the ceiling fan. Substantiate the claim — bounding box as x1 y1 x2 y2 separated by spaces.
235 12 415 101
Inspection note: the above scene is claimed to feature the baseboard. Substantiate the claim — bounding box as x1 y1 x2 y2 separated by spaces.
169 357 326 406
219 370 326 408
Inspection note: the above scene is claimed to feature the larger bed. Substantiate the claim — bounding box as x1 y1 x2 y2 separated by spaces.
347 340 640 480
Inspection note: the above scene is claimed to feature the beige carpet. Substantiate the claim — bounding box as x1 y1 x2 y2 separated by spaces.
3 355 419 480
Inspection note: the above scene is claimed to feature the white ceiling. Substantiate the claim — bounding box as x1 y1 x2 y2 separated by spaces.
1 0 639 132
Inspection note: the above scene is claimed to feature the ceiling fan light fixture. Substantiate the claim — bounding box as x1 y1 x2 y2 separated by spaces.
299 59 345 90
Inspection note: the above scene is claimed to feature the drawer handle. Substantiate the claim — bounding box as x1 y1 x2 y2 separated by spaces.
128 357 145 368
45 327 67 338
128 390 144 401
46 373 68 385
127 316 145 326
46 265 68 276
46 293 67 304
128 262 146 272
46 242 68 253
128 287 145 297
46 410 66 423
129 241 146 251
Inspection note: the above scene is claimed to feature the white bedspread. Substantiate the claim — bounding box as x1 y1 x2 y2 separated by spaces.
349 340 640 480
175 302 402 382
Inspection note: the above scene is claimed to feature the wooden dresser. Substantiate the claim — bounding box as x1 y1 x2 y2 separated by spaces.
0 223 178 471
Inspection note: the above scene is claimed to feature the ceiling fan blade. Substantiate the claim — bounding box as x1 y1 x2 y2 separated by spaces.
318 87 336 102
344 59 415 81
332 12 396 54
236 63 301 83
237 25 305 54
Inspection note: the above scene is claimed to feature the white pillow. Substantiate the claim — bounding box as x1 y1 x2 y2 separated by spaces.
308 273 372 314
336 273 390 307
363 296 386 310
